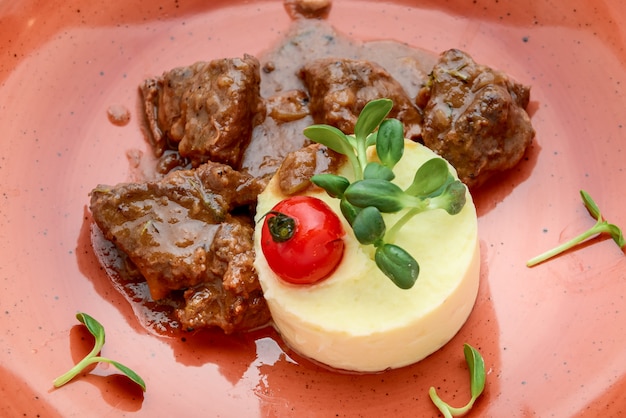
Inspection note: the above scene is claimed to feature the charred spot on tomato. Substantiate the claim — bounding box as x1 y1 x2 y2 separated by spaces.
260 196 346 285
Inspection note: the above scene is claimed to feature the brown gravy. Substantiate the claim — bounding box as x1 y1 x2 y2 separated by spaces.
241 18 437 178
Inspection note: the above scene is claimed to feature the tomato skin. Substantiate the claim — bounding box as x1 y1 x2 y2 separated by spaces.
261 196 345 284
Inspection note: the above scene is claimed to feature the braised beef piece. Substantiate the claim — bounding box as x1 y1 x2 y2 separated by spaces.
266 89 310 124
419 49 535 188
276 143 345 195
155 150 192 176
140 55 264 168
89 161 270 333
284 0 332 20
299 58 423 141
177 218 270 333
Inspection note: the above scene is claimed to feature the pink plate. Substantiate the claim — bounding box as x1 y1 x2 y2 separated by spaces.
2 0 626 416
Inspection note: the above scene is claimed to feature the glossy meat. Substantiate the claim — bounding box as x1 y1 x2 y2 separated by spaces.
420 49 535 188
276 143 344 195
177 217 271 333
299 58 423 140
89 162 270 333
140 55 264 168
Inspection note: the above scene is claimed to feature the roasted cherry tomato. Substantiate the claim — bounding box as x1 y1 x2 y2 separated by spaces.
261 196 345 284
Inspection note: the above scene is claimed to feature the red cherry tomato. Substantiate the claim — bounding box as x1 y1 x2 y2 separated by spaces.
261 196 345 284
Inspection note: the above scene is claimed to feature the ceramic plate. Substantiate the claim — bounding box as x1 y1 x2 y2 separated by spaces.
2 0 626 416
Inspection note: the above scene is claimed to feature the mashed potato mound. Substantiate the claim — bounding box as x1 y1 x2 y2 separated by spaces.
254 140 480 372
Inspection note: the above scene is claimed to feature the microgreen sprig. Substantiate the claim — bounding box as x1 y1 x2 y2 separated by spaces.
304 99 467 289
53 312 146 391
429 344 486 417
527 190 625 267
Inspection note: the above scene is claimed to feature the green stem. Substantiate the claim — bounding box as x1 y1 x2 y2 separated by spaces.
385 207 421 243
347 152 363 182
52 354 101 387
428 344 485 417
53 331 104 388
355 140 368 181
526 220 605 267
428 388 454 418
429 387 476 417
446 399 476 416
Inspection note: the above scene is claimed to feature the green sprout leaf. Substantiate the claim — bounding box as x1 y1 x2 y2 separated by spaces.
344 179 414 213
465 343 486 399
352 206 386 245
429 344 486 417
305 99 466 289
354 98 393 141
107 360 147 390
311 173 351 198
581 190 625 247
340 198 361 226
527 189 625 267
363 162 395 181
303 124 353 156
374 243 419 289
427 180 467 215
607 224 626 247
376 118 404 169
304 125 362 180
580 190 601 219
404 158 450 197
53 312 146 392
76 312 105 348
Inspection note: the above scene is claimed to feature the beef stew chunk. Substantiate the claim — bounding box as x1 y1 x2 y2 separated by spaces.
420 49 535 188
177 216 270 333
266 89 311 124
89 162 269 333
140 55 264 168
277 143 344 195
284 0 332 20
299 58 423 140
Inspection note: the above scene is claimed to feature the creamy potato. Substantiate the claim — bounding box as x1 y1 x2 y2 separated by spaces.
254 140 480 372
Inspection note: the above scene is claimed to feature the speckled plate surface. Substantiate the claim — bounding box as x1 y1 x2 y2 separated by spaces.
2 0 626 416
